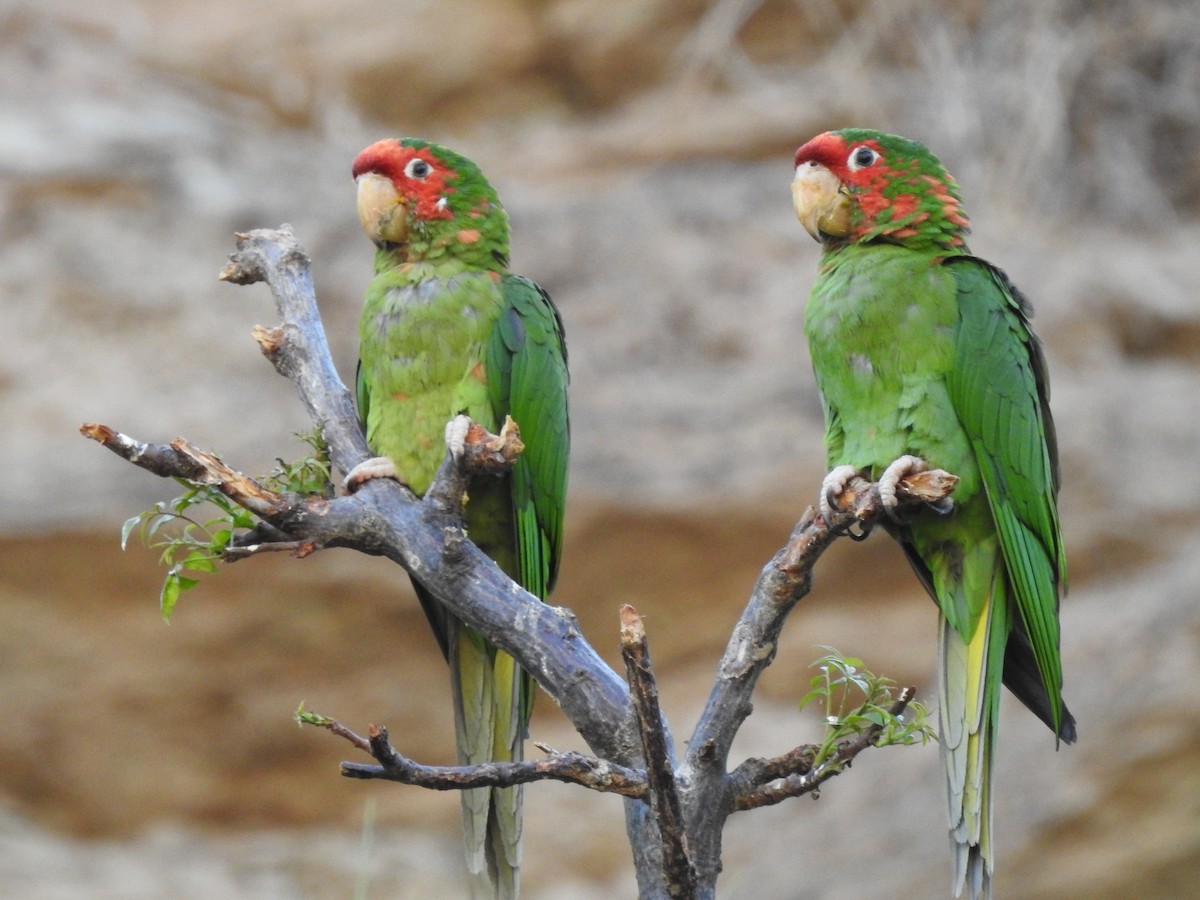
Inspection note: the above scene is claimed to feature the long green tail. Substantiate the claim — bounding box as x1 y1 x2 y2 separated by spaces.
448 620 525 899
939 562 1011 900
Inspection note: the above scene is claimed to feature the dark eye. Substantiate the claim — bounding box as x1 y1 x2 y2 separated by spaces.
404 158 431 179
847 146 879 171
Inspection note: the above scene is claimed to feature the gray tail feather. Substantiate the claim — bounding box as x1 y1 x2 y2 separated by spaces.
953 842 992 900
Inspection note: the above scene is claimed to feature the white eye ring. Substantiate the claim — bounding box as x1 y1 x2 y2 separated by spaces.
404 158 431 179
846 146 879 171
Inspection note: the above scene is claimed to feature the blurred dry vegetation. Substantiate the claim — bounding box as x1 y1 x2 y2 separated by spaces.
2 0 1199 897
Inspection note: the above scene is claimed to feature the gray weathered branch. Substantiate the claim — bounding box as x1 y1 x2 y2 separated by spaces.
219 226 370 479
620 605 697 897
83 226 956 900
303 713 648 798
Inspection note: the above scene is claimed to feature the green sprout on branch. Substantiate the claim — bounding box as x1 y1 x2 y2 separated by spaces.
800 646 935 772
121 428 332 619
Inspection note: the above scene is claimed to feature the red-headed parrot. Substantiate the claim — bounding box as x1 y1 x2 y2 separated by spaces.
791 128 1074 898
348 138 569 899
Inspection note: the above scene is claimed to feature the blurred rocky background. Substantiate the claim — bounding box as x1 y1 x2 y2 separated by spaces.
3 0 1199 896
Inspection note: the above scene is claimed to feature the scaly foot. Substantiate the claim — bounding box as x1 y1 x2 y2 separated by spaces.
819 464 862 531
344 455 402 492
878 455 926 515
878 455 953 520
444 414 472 461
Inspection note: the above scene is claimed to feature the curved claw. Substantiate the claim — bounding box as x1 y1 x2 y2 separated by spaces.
828 519 873 541
926 495 955 516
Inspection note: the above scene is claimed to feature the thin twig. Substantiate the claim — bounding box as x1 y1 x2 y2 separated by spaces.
730 743 818 788
730 687 916 812
307 718 648 798
224 540 317 560
80 423 207 480
81 425 289 519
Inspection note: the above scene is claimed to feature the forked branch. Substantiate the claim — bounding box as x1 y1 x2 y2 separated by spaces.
83 225 955 900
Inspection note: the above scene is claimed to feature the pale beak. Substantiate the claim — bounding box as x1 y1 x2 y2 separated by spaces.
356 172 407 246
791 162 851 241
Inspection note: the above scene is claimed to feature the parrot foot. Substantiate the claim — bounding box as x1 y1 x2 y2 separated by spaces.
444 414 472 461
819 465 872 540
878 455 954 521
343 456 404 492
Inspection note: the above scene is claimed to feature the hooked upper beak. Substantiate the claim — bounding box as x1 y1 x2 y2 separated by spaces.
356 172 407 246
791 162 851 241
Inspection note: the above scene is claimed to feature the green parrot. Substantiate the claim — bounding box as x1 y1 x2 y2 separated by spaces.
348 138 569 899
790 129 1074 898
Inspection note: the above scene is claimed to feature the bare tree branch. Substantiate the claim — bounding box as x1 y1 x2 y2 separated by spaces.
82 419 639 762
84 225 954 900
219 225 370 479
620 605 697 897
86 228 641 769
679 478 953 885
224 538 318 560
729 687 917 812
303 714 649 798
81 426 291 518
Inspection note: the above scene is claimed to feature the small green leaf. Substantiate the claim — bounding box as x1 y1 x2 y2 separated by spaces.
120 514 141 550
182 551 218 575
231 509 256 530
160 572 181 620
295 703 333 728
143 513 171 541
798 689 825 711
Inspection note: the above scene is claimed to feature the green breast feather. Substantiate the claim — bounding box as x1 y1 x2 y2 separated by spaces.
357 266 505 496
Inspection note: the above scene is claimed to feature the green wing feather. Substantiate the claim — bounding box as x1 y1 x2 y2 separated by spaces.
945 256 1066 738
486 273 570 602
472 273 568 895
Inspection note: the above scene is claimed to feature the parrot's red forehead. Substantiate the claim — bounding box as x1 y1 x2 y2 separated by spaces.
794 132 886 184
352 139 456 220
352 140 428 179
794 132 849 169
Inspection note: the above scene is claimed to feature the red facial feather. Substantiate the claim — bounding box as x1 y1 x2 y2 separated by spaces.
352 139 456 221
793 131 848 170
795 133 887 191
794 130 969 247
